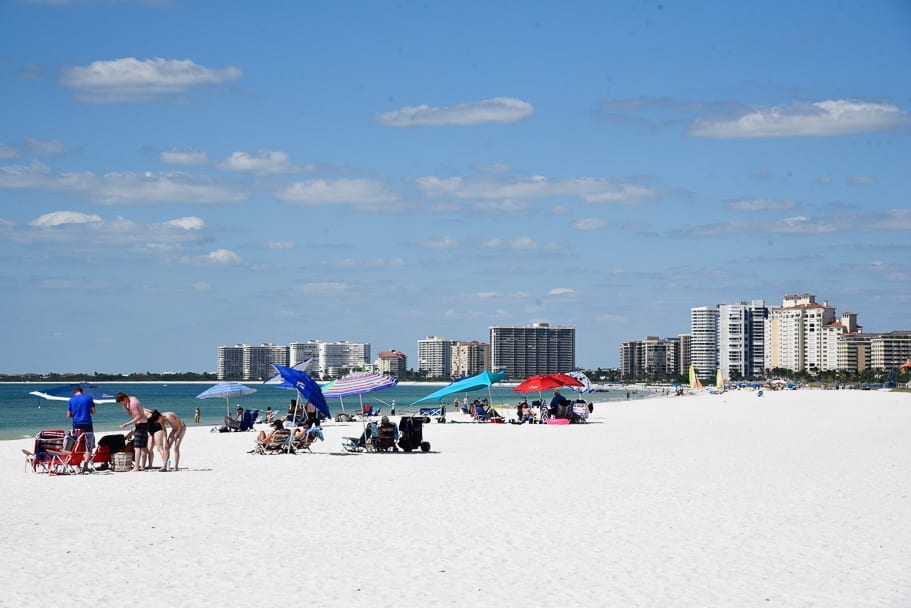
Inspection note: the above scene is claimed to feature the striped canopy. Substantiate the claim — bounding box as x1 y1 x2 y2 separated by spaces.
323 371 398 397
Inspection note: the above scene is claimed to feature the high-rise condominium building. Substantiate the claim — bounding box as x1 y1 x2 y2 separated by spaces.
718 300 769 380
289 341 320 369
417 336 453 378
489 322 575 378
620 336 681 380
318 341 370 377
244 343 288 381
217 345 245 380
451 341 490 377
690 306 719 380
768 294 837 373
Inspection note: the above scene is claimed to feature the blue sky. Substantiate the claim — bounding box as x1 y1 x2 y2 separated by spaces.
1 1 909 374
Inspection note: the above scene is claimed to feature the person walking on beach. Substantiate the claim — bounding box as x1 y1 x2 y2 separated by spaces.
161 411 186 471
116 392 149 472
67 386 96 471
194 406 201 424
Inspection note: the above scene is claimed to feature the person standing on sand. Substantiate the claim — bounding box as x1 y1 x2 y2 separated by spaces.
66 386 96 469
116 392 149 472
160 411 186 471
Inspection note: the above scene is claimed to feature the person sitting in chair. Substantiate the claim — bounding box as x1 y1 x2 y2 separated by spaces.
256 420 285 444
224 406 244 430
375 415 399 451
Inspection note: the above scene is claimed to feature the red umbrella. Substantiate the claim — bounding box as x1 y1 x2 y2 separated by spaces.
513 373 583 393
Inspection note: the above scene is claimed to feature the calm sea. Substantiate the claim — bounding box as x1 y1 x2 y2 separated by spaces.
0 381 649 441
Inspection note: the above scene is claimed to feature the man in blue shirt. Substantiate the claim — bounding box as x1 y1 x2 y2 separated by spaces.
550 389 570 419
67 386 96 462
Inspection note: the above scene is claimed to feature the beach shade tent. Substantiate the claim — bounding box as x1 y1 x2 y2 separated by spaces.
411 369 508 407
196 382 258 416
322 371 398 414
29 381 118 404
270 364 330 425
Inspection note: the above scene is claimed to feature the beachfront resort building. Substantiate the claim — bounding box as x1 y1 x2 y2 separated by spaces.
376 349 407 376
489 322 575 378
451 340 490 377
690 306 720 380
217 340 370 380
768 294 839 373
620 336 682 380
718 300 769 380
417 337 453 378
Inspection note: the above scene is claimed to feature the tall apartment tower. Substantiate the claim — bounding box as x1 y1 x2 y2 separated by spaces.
768 294 836 373
718 300 769 380
217 345 245 380
489 322 575 378
690 306 719 380
318 341 370 377
243 343 289 381
417 336 453 378
620 336 681 380
451 340 490 377
289 341 320 369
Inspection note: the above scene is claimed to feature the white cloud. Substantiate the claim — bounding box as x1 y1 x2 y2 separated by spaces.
160 148 210 166
375 97 534 127
690 100 911 139
0 161 247 204
204 249 241 265
571 218 607 230
848 175 877 186
165 216 205 230
549 288 576 296
418 235 458 250
415 175 659 205
275 178 397 206
29 210 102 227
471 199 529 213
481 236 539 250
60 57 242 103
298 282 350 293
685 208 911 237
216 150 294 174
725 198 796 212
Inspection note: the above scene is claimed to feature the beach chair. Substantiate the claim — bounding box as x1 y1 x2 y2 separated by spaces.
292 426 323 453
473 404 492 422
374 422 398 452
23 429 66 473
253 429 293 455
342 422 378 453
239 409 260 431
360 404 381 418
45 432 91 475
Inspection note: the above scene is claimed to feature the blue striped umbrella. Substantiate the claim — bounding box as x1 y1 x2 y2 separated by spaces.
196 382 258 415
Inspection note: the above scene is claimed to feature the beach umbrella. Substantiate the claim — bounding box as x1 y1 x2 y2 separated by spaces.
29 381 118 404
513 373 583 394
323 371 398 414
270 364 330 424
411 369 507 406
196 382 258 416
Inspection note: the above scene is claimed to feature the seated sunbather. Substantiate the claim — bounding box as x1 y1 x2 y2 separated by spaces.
256 420 285 444
225 406 244 430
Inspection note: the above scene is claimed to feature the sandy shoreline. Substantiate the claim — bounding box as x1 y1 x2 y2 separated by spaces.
2 389 909 606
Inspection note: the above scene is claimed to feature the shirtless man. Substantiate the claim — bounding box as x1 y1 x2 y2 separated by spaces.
160 411 186 471
116 392 149 472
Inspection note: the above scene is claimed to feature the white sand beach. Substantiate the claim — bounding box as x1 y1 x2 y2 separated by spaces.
2 389 909 607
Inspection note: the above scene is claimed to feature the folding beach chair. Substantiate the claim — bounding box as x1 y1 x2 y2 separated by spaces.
46 432 91 475
23 429 66 473
252 429 293 455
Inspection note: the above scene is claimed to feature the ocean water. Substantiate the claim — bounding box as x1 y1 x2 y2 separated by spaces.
0 382 646 441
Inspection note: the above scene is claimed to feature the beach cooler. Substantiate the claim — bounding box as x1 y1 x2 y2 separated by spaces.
546 418 570 425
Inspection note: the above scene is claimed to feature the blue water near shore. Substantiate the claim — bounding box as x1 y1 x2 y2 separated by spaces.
0 382 644 441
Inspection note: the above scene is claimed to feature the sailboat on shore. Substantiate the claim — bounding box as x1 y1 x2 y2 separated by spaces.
689 365 703 390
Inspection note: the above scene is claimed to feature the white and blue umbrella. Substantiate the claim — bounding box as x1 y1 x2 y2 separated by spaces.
196 382 258 416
